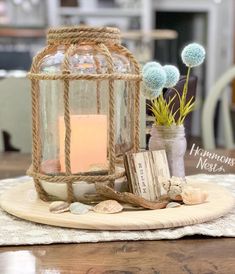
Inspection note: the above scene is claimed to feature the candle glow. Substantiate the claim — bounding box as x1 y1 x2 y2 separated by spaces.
59 114 107 173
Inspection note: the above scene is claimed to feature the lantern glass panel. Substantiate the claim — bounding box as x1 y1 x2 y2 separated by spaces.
39 44 135 175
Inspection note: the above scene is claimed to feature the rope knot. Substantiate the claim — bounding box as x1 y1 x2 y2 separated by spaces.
62 70 70 75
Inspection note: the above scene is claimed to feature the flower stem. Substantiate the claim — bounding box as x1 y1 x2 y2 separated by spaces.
180 66 191 123
182 66 191 104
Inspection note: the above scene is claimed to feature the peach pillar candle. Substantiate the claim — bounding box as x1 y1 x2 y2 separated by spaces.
59 115 107 173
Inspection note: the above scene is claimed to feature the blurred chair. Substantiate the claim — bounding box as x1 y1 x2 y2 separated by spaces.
2 130 20 152
0 78 31 153
202 66 235 149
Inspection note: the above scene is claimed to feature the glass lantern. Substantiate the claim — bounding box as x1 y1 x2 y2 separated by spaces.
27 26 141 202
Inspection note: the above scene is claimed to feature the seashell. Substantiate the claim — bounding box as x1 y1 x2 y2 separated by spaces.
41 159 61 174
93 200 123 214
69 202 92 215
159 176 186 200
166 202 181 208
49 201 70 214
181 187 208 205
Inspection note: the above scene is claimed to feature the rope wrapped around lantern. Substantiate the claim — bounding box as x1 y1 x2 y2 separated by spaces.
27 26 141 203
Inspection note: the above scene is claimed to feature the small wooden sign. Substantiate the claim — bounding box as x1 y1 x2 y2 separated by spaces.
124 150 170 201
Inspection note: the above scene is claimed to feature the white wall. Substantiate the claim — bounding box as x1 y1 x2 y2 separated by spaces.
0 78 32 153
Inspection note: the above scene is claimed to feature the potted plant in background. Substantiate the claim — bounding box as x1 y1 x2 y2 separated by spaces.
142 43 206 178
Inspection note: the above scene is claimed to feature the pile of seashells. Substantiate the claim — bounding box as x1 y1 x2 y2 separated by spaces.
160 176 209 207
49 200 123 215
48 176 209 215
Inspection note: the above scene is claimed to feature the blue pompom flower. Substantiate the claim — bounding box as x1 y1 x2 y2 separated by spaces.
142 66 166 91
181 43 205 67
163 65 180 88
141 84 162 100
142 61 161 74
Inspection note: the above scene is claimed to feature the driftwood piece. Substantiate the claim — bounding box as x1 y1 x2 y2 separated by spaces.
95 184 169 210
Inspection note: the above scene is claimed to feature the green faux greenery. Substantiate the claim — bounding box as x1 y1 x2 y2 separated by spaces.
150 94 178 126
151 67 195 126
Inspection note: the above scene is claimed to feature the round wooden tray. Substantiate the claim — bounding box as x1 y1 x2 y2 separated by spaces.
0 179 234 231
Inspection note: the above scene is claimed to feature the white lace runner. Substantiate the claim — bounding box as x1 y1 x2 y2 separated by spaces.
0 174 235 246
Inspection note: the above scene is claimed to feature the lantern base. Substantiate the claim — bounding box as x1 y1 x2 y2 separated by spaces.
38 166 126 202
41 177 127 202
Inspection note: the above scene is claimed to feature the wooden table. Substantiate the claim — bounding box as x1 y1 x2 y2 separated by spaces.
0 150 234 273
